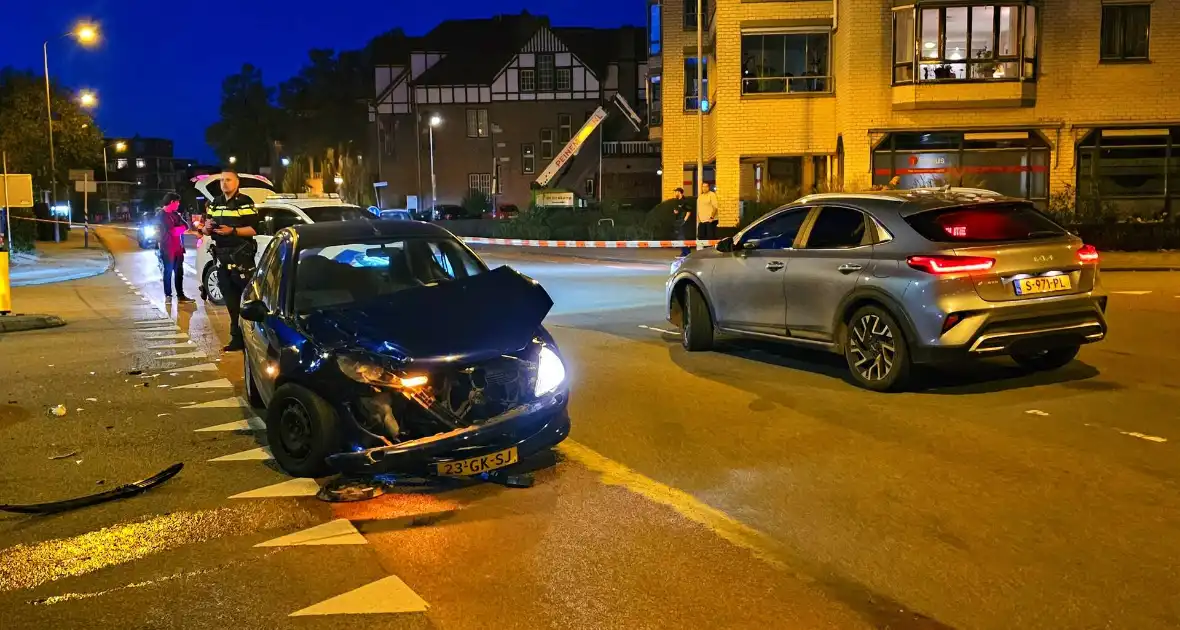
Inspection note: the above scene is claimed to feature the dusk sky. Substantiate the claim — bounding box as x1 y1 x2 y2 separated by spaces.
3 1 644 163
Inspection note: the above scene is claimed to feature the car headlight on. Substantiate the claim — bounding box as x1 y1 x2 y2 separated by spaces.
337 355 428 389
534 346 566 397
143 225 157 237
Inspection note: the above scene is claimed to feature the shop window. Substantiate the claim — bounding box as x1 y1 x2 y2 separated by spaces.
894 3 1035 84
1076 129 1175 219
684 57 708 111
872 131 1049 203
741 33 831 94
1100 4 1150 62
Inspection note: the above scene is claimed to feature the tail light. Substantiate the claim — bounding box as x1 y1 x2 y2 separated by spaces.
907 255 995 274
1077 244 1099 264
942 312 965 333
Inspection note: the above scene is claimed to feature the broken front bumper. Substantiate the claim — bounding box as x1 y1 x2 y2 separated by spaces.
326 392 571 476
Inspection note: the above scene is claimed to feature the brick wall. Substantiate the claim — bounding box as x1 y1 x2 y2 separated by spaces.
660 0 1180 225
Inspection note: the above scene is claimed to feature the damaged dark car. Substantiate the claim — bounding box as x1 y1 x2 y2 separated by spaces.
239 221 570 479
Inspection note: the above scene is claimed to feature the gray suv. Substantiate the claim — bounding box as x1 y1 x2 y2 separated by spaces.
666 188 1108 391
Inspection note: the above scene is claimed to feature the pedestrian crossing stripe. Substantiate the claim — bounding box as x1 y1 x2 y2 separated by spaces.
1112 290 1152 295
161 350 208 361
209 446 272 462
289 575 428 616
169 362 218 373
137 326 182 333
182 396 247 409
229 477 319 499
134 319 175 326
195 417 265 432
142 333 189 340
255 519 366 547
148 342 196 350
174 378 233 389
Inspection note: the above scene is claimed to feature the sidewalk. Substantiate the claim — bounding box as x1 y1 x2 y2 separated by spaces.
471 244 1180 271
9 229 112 287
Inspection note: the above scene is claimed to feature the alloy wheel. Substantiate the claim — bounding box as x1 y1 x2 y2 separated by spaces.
849 314 896 382
278 399 314 459
206 268 224 303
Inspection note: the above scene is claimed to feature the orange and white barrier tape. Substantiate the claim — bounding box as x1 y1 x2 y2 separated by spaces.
461 237 719 248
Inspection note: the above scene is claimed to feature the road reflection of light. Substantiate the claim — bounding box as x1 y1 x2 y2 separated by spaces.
0 504 316 592
331 491 462 525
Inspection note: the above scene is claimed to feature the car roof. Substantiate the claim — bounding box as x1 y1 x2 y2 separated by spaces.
289 219 452 248
795 187 1025 217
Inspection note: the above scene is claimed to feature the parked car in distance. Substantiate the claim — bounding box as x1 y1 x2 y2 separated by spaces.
666 187 1108 392
431 204 475 221
238 220 571 478
379 209 414 221
486 204 520 220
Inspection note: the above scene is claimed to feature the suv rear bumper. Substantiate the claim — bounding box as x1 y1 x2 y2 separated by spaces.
912 299 1108 364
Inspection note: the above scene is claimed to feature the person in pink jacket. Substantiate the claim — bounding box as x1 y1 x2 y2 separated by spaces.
158 192 194 302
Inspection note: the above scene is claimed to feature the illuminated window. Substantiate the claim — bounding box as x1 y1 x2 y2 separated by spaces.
522 143 535 174
740 32 831 94
136 158 146 168
893 3 1037 84
116 158 128 169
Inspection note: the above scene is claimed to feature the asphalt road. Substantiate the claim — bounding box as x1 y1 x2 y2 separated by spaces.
1 227 1178 629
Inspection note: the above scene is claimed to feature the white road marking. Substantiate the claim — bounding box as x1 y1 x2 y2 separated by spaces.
184 263 198 275
1025 409 1050 416
289 575 428 616
148 342 196 350
141 333 189 341
209 446 272 462
638 324 679 335
229 477 319 499
255 519 366 547
174 377 233 389
169 362 218 373
181 396 247 409
1111 290 1152 295
159 350 208 361
195 417 265 432
1119 431 1168 443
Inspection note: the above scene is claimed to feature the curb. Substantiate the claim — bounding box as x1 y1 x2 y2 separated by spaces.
9 228 115 287
0 314 67 333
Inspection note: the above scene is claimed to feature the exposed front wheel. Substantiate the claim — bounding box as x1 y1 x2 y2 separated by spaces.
265 383 340 478
845 305 912 392
202 264 226 306
1011 345 1080 372
681 285 714 351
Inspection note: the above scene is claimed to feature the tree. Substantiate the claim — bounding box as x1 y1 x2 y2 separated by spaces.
205 64 279 172
0 67 103 194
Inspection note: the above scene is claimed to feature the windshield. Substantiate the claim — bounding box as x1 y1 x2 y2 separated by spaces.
294 237 485 312
301 205 373 222
904 202 1068 243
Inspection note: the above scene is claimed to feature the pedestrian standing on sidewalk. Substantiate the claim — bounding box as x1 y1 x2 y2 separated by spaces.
158 192 194 303
696 182 720 242
203 169 259 352
671 187 696 257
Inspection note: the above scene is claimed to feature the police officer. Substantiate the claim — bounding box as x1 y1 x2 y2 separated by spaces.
202 169 259 352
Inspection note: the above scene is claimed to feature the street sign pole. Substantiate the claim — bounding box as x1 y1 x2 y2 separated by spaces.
1 151 12 314
83 172 89 248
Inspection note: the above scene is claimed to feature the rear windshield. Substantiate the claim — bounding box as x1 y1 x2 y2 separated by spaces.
904 202 1067 243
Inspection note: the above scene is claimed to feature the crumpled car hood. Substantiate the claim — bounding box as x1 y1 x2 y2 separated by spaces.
302 265 553 365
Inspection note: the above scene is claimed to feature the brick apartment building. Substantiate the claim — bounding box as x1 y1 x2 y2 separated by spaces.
369 12 659 211
655 0 1180 225
103 135 197 212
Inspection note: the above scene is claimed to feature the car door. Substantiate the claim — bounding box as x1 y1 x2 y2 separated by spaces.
707 207 812 336
242 237 285 403
783 205 876 340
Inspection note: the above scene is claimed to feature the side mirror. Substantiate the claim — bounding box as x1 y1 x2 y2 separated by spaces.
240 299 269 323
715 237 735 253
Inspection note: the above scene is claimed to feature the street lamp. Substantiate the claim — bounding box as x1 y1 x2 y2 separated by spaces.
281 157 291 167
43 20 101 242
333 174 344 186
428 114 441 213
78 90 96 108
228 156 237 165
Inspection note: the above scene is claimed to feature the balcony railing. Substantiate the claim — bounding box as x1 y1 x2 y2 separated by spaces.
603 141 662 156
742 76 833 95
